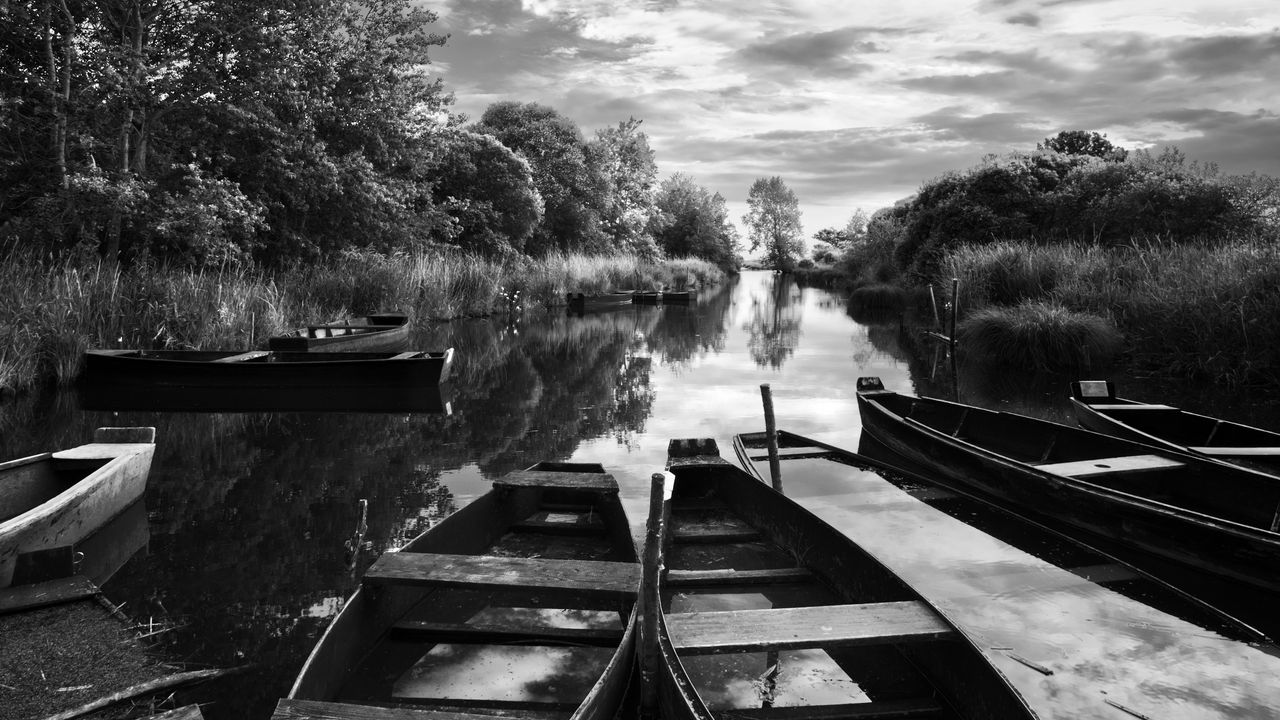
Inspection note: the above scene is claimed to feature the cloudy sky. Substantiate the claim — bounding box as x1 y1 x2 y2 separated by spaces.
424 0 1280 237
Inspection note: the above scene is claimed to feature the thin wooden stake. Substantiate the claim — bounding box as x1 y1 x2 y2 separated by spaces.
760 384 782 491
948 278 959 354
928 285 941 329
639 471 668 718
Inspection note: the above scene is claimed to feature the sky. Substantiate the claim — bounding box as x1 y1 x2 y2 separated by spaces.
423 0 1280 241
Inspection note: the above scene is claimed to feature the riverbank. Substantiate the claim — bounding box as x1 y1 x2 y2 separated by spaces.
0 249 725 395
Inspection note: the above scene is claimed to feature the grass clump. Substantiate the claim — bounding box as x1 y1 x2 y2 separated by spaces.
958 300 1124 372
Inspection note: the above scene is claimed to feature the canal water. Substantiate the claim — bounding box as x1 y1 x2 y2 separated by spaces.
3 270 1278 718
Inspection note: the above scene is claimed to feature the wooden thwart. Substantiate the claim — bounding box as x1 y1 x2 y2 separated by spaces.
211 350 270 363
391 619 623 646
387 351 421 360
710 698 944 720
748 446 831 460
495 470 618 493
665 601 954 654
1089 404 1177 411
666 567 815 586
273 699 497 720
363 552 639 598
1036 454 1184 479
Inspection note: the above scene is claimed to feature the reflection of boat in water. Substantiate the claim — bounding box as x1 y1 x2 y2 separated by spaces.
78 381 454 414
856 377 1280 594
278 462 639 718
267 312 411 352
83 348 454 388
1 427 155 588
1071 380 1280 477
652 438 1035 720
69 498 149 587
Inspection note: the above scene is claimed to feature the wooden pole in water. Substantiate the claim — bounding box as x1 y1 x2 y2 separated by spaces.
639 471 667 718
929 284 941 330
949 278 959 351
760 384 783 491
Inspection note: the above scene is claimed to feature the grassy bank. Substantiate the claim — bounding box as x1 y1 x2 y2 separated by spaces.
0 249 724 395
940 237 1280 385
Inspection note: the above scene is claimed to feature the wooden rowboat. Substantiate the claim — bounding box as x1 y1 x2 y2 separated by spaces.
276 462 639 720
1 427 156 588
1070 379 1280 476
857 376 1280 593
648 438 1035 720
83 348 454 387
267 312 411 352
78 380 454 414
565 291 635 311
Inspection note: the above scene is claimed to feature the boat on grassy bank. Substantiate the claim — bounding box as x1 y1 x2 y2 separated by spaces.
1070 380 1280 476
82 348 453 388
650 438 1035 720
267 312 410 352
1 427 155 588
277 462 639 719
856 376 1280 594
565 290 635 311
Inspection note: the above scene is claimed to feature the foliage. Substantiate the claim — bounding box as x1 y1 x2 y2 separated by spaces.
472 102 606 255
958 300 1124 373
431 129 543 255
587 118 661 258
1038 130 1129 162
743 176 804 271
650 173 740 269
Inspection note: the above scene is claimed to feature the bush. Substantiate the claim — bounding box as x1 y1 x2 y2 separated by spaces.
958 300 1123 372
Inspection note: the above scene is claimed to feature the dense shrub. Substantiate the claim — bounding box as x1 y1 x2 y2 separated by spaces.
958 300 1124 372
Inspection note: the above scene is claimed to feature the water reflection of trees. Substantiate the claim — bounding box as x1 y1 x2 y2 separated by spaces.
643 278 736 368
742 274 804 369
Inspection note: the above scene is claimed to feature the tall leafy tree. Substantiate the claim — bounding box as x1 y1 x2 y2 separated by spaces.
431 129 542 255
587 117 659 257
743 176 803 271
473 101 605 255
651 173 739 268
1038 130 1128 162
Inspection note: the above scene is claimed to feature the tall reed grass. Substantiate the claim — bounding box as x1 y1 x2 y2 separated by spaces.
0 249 724 395
942 236 1280 384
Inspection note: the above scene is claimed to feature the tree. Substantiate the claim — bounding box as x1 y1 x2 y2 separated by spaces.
473 102 605 255
743 177 803 270
431 129 542 255
587 118 659 257
1039 130 1128 162
650 173 739 268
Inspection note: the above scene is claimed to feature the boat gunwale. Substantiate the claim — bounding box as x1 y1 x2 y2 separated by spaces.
0 443 154 537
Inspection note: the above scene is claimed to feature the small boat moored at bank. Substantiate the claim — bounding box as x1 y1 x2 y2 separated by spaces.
83 348 454 388
565 290 635 311
277 462 639 719
1070 379 1280 476
856 376 1280 594
267 312 411 352
1 427 156 588
647 437 1035 720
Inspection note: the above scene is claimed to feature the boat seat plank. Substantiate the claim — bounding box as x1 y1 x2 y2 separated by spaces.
273 699 498 720
391 619 623 646
748 447 831 460
387 352 421 360
1187 446 1280 457
667 567 815 586
666 601 954 654
671 527 763 543
0 575 99 614
364 552 639 598
1088 404 1177 411
711 698 944 720
210 350 270 363
1036 454 1184 479
53 443 154 460
511 516 606 535
495 470 619 493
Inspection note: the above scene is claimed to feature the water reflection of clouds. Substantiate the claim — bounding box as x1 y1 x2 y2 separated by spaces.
392 644 612 703
785 456 1280 719
682 649 868 710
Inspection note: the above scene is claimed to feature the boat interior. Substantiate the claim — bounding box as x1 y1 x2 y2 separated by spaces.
878 393 1280 532
305 463 637 716
660 456 1029 720
1 456 108 524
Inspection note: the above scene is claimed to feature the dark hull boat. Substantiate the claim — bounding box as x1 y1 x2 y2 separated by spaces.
275 462 639 720
267 312 410 352
78 381 454 414
1 427 155 588
856 377 1280 594
83 348 453 388
1070 379 1280 476
566 291 635 311
650 438 1035 720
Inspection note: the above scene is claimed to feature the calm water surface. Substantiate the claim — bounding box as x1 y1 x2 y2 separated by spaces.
3 270 1278 718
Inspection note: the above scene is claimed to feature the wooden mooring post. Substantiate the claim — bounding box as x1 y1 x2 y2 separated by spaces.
639 471 668 718
760 384 783 491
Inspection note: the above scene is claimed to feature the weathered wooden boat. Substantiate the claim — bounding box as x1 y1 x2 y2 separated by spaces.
83 348 454 387
857 376 1280 593
647 438 1035 720
1070 379 1280 476
660 289 696 303
78 381 454 414
267 312 410 352
1 427 156 588
275 462 640 720
632 290 662 304
565 291 635 311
